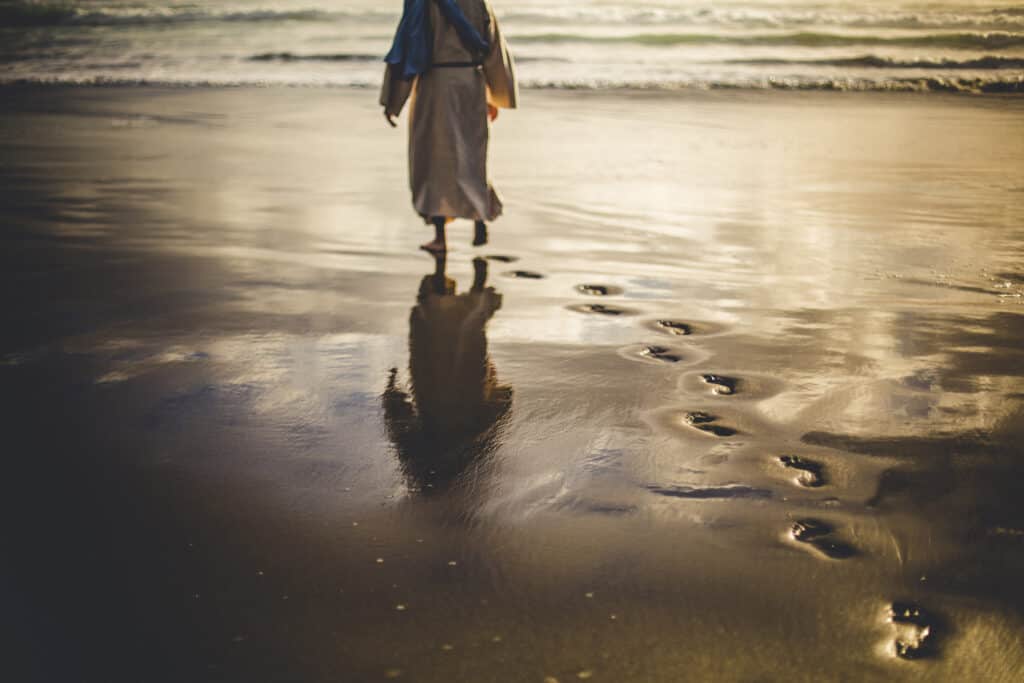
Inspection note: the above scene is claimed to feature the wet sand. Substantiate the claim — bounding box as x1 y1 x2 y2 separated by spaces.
2 86 1024 682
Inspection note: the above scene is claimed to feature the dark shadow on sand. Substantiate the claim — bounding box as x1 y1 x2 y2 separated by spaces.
646 484 773 500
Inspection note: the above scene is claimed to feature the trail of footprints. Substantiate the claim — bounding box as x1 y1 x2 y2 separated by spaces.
490 256 940 662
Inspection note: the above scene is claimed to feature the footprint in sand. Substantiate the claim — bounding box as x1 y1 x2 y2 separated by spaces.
701 374 739 396
619 344 691 366
779 455 826 488
640 345 683 363
569 303 633 316
505 270 544 279
683 411 738 437
650 319 728 338
576 284 624 296
888 601 940 660
485 255 519 263
655 319 693 336
790 519 856 559
682 371 784 401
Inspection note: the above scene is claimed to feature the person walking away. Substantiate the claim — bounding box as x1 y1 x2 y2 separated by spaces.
381 0 518 253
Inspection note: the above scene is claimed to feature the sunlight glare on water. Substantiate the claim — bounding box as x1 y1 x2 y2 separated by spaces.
1 0 1022 90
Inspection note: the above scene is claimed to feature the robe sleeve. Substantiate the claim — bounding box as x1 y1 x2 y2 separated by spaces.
380 64 415 118
482 5 518 109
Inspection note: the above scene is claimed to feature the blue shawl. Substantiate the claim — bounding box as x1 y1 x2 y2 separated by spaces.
385 0 491 80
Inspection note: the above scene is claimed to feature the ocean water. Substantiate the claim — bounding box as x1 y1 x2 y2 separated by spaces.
1 0 1023 92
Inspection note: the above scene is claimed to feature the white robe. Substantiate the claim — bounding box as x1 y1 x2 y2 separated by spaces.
380 0 518 222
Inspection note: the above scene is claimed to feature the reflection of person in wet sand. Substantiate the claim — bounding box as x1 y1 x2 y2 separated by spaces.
383 255 513 491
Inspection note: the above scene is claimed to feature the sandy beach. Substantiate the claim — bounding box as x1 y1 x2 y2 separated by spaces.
3 85 1024 682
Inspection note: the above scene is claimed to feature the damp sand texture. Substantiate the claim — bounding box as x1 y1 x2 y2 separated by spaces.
3 87 1024 682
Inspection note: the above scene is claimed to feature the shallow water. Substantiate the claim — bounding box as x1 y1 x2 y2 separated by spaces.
2 86 1024 681
1 0 1023 91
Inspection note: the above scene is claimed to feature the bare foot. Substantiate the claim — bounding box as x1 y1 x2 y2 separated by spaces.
420 239 447 254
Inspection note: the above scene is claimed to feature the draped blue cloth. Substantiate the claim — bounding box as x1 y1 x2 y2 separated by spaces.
385 0 491 80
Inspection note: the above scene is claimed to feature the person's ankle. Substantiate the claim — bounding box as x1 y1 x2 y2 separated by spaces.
473 221 488 247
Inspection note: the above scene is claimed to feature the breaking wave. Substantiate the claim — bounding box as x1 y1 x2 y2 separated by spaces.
2 75 1020 95
245 52 561 65
515 31 1024 50
4 3 1024 33
0 4 350 28
248 53 379 63
522 76 1024 94
501 8 1024 31
727 55 1024 70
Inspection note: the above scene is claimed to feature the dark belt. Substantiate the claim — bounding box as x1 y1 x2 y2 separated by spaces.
432 61 483 68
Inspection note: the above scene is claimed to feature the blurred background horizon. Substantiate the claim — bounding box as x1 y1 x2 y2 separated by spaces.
1 0 1023 93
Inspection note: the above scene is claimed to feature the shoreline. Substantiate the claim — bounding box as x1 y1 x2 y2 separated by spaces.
1 77 1022 95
